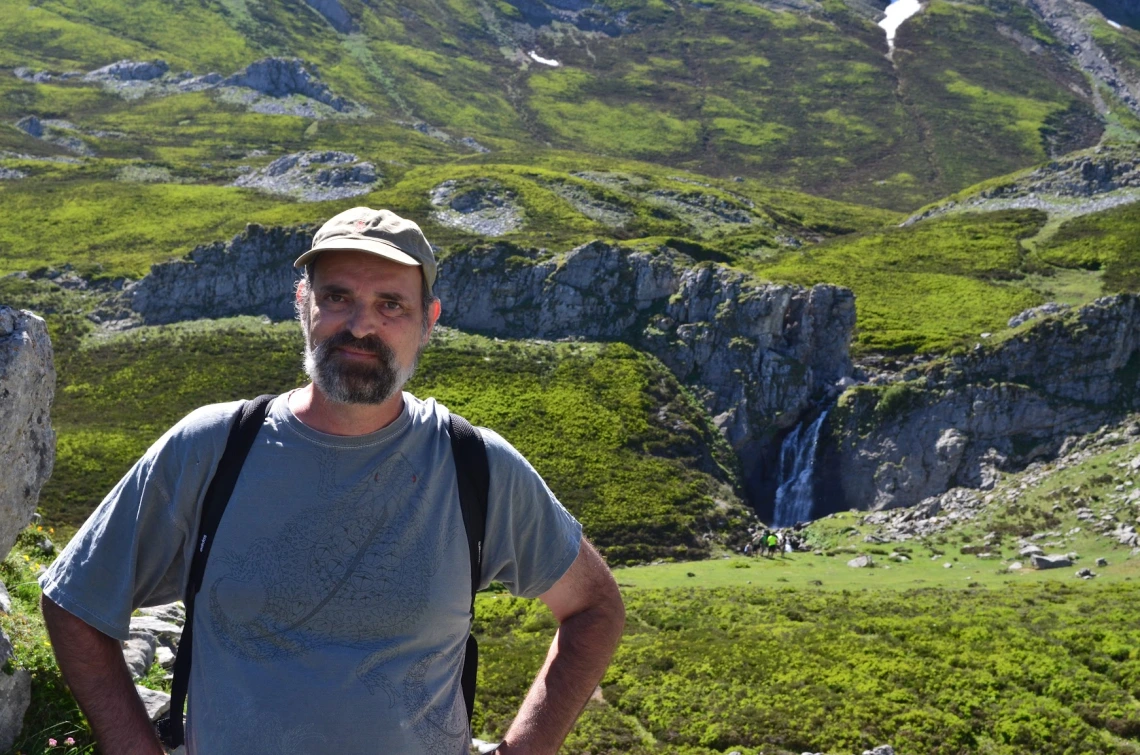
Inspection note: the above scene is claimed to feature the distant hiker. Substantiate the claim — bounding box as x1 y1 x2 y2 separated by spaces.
39 207 625 755
766 532 779 557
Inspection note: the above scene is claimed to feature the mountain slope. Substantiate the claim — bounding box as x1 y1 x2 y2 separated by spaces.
2 0 1135 211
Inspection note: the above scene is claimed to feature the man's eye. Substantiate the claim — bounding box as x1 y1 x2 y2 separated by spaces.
382 301 403 311
326 294 346 303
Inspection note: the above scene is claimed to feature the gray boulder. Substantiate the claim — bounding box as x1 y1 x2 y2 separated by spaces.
134 684 171 721
0 629 31 751
14 116 43 139
139 602 185 626
304 0 354 32
122 631 158 679
0 308 55 561
128 616 183 648
847 554 873 568
1032 554 1072 569
1008 302 1070 329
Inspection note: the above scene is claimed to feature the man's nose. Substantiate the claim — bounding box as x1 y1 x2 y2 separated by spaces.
344 302 381 339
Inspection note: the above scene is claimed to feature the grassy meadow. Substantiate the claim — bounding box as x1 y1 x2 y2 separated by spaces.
4 0 1140 751
7 429 1140 754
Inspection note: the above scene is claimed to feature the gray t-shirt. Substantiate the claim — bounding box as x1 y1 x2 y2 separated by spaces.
41 393 583 754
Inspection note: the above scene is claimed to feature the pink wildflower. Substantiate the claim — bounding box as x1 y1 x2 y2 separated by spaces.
47 739 57 747
65 738 75 746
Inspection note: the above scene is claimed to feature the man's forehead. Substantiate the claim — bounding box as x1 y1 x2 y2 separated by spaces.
310 247 428 296
310 249 423 285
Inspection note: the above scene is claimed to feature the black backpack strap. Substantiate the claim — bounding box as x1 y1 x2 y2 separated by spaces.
449 412 489 728
156 394 276 748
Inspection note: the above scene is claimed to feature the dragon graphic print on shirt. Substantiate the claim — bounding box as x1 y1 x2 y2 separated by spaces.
206 447 465 748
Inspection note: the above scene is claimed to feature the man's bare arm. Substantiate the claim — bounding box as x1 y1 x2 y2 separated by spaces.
41 595 165 755
497 538 625 755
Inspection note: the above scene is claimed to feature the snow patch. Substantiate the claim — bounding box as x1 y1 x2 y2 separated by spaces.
880 0 922 54
528 51 560 67
1107 19 1123 30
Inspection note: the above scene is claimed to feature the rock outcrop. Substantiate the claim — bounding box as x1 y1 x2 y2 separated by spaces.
0 307 55 559
1025 0 1140 117
304 0 354 32
93 229 855 491
221 58 351 112
430 180 524 236
84 59 169 83
233 151 378 201
92 225 312 325
435 241 854 459
0 306 53 750
904 144 1140 226
822 295 1140 512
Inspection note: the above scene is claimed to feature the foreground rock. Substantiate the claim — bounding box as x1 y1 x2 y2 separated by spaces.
824 295 1140 512
0 307 52 749
135 685 171 720
0 631 31 751
0 307 55 559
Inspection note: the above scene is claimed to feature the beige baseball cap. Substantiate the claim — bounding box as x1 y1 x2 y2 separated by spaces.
294 207 437 292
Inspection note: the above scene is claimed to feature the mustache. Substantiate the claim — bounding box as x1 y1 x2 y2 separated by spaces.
317 331 395 359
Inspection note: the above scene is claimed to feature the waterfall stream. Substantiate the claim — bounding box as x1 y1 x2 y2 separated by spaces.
772 410 829 527
880 0 923 57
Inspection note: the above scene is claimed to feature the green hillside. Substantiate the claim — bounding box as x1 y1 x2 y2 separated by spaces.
8 414 1140 754
32 314 747 564
0 0 1124 211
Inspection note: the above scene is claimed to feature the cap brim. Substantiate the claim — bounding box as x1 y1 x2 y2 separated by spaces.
293 237 422 269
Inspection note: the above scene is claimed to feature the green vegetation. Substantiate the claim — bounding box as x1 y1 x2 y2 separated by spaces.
12 430 1140 754
745 210 1047 353
35 316 744 563
0 0 1115 213
475 580 1140 754
1036 202 1140 294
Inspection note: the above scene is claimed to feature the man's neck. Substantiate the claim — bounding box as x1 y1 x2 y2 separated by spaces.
287 384 406 436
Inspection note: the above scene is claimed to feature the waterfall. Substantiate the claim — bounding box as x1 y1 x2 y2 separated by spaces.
879 0 923 57
772 410 829 527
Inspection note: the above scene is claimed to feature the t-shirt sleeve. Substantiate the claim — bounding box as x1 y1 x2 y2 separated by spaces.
38 402 238 641
478 428 583 599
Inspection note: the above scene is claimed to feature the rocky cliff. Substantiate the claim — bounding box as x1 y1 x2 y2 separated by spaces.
94 228 856 497
821 295 1140 513
435 241 854 461
93 225 312 325
1024 0 1140 117
0 306 54 750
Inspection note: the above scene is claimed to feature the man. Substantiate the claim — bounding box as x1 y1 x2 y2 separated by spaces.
39 207 626 754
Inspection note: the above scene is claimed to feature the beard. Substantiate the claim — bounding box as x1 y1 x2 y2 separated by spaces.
303 329 420 405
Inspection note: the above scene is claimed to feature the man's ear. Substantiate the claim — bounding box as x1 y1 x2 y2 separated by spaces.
423 298 442 343
296 278 309 303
